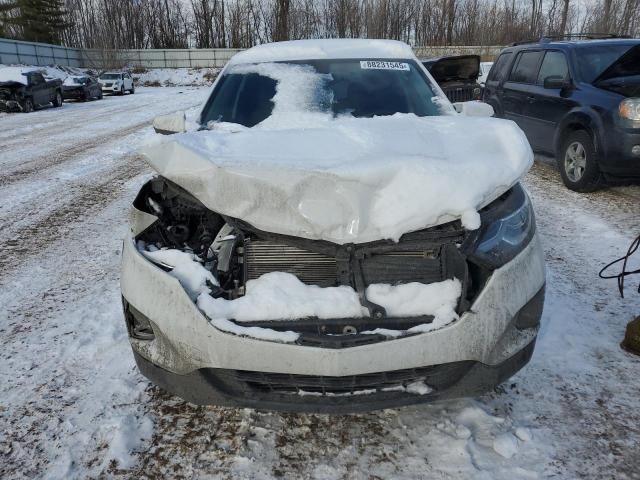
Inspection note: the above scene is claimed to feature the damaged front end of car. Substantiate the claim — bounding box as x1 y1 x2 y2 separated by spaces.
0 83 25 112
121 174 545 412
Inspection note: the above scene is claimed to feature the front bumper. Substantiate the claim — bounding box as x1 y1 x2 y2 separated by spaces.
101 84 123 93
601 127 640 178
0 99 21 112
63 88 87 99
133 336 538 413
121 229 546 409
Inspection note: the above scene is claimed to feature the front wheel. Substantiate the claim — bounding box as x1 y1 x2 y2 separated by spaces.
22 97 34 113
52 91 63 107
557 130 604 192
130 85 135 94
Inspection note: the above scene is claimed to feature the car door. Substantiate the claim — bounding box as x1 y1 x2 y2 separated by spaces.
523 50 577 152
501 50 544 143
28 72 48 105
89 77 99 97
124 73 132 91
483 51 513 116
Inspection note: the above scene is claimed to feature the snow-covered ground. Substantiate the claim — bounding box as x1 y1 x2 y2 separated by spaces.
0 89 639 479
1 64 219 87
133 67 219 87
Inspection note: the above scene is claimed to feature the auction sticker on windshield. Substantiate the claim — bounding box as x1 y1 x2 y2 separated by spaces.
360 61 410 71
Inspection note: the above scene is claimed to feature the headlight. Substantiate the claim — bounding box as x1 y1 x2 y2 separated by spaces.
470 184 535 268
619 98 640 121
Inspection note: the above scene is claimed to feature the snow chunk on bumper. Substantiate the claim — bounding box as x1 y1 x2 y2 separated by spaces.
142 114 532 244
197 272 461 326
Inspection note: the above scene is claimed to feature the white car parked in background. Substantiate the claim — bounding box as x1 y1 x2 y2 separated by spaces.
478 61 494 86
98 71 134 95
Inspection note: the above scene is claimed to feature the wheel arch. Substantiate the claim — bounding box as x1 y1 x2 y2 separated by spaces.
554 108 605 157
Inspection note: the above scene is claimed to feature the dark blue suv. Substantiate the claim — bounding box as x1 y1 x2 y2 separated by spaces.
483 37 640 191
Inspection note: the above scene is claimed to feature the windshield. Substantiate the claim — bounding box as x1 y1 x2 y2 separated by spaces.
576 45 635 82
201 59 444 127
100 74 121 80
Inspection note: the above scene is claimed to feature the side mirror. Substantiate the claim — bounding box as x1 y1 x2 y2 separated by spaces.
153 111 186 135
454 101 494 117
543 76 570 90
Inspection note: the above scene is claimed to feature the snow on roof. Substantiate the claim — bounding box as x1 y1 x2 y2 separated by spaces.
230 39 416 65
0 66 37 84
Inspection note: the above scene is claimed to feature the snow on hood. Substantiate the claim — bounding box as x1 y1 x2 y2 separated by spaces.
63 75 87 86
0 67 35 85
142 113 532 244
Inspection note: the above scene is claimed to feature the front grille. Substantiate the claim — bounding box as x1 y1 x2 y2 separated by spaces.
245 240 338 287
443 85 476 103
221 362 473 396
244 240 447 287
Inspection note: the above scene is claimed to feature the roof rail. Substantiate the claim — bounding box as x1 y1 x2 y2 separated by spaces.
511 32 629 46
543 32 630 40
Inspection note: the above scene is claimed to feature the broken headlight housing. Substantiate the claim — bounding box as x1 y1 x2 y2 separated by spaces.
470 183 535 268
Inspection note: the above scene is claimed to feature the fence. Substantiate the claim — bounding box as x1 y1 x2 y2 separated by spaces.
0 38 83 67
81 48 244 69
0 37 503 70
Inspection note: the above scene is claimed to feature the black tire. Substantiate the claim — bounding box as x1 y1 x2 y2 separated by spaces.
130 85 135 94
557 130 604 192
98 90 103 100
22 97 34 113
119 86 125 96
52 91 63 107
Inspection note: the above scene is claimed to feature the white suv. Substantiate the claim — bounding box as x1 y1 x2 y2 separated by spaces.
121 39 545 413
98 71 134 95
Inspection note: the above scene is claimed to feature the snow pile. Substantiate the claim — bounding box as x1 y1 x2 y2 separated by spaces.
198 271 367 321
197 271 461 326
366 280 461 318
143 57 531 243
62 75 87 86
140 246 462 342
0 64 86 84
232 62 333 128
140 247 218 300
144 113 532 243
0 66 34 84
133 67 219 87
197 271 461 342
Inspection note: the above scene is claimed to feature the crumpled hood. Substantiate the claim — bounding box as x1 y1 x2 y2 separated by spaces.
141 114 533 244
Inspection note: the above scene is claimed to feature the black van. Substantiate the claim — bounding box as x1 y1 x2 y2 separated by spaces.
483 36 640 191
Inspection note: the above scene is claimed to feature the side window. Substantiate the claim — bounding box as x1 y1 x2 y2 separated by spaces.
30 73 44 85
536 51 569 84
201 73 277 127
487 52 513 82
508 51 543 83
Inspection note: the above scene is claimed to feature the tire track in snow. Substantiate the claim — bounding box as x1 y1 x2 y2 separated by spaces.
0 99 202 187
0 120 151 187
0 101 150 145
0 156 147 280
